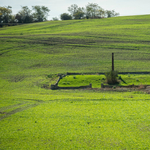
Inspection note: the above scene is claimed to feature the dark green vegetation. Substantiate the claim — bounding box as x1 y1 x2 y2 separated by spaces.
1 15 150 149
105 70 119 85
0 3 118 24
0 5 50 24
62 3 119 20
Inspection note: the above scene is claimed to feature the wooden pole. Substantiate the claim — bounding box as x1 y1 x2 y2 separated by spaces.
112 53 114 71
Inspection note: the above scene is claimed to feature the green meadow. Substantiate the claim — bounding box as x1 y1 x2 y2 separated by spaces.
58 74 150 88
1 15 150 149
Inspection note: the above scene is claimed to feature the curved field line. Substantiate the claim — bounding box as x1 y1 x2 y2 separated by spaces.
0 102 27 112
0 103 39 121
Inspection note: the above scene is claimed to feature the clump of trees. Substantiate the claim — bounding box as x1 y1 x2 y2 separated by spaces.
0 5 50 23
60 3 119 20
0 3 119 23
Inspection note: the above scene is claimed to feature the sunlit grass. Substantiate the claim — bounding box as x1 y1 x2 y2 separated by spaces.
1 14 150 149
58 74 150 88
0 90 150 149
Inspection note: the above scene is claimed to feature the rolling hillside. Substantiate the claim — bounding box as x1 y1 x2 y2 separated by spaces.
1 15 150 91
1 15 150 149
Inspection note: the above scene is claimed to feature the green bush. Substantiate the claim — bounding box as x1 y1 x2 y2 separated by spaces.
60 13 72 20
105 70 119 84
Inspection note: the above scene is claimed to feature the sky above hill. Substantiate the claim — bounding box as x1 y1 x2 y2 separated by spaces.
1 0 150 20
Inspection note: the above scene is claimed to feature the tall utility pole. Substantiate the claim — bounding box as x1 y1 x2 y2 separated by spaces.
112 53 114 71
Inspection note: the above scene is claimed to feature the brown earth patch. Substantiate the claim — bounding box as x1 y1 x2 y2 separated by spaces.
101 84 150 94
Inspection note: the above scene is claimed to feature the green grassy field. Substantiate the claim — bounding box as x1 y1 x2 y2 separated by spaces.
1 90 150 149
1 15 150 149
58 74 150 88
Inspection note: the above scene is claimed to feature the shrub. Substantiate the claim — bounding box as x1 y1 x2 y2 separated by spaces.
60 13 72 20
52 17 59 21
105 70 119 84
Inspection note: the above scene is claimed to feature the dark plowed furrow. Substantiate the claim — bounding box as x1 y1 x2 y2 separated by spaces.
0 102 27 112
0 103 39 121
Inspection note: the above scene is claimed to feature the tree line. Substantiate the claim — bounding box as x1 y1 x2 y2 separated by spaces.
0 5 50 23
0 3 119 24
60 3 119 20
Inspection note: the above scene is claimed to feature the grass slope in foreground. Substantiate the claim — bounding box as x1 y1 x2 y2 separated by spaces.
0 15 150 149
0 91 150 149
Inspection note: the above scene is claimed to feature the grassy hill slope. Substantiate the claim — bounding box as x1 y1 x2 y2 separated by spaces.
1 15 150 149
1 15 150 90
0 15 150 91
